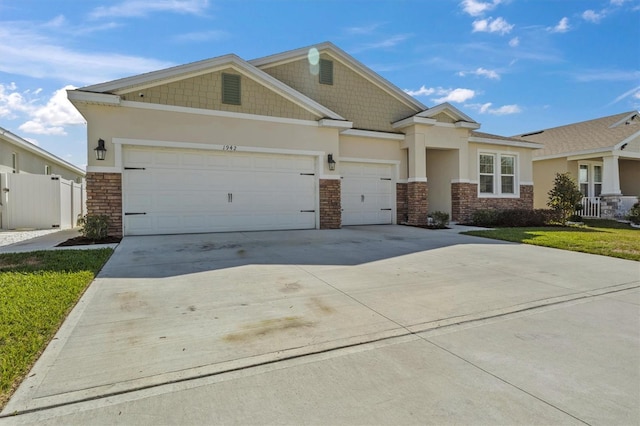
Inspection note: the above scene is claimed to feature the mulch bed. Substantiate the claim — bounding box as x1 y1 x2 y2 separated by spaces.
56 236 122 247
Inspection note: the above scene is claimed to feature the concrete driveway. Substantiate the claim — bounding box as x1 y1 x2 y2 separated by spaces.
2 225 639 424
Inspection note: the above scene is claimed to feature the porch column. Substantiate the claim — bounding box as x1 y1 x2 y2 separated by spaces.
403 133 428 226
601 155 621 195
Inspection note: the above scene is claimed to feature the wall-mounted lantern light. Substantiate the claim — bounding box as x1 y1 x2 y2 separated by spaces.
328 153 336 171
95 139 107 161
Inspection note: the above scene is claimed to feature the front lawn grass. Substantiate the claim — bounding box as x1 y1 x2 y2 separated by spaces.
462 219 640 261
0 249 113 409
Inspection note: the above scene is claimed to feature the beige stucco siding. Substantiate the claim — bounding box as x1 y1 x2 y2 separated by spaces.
468 143 535 183
81 104 339 174
532 157 569 208
260 54 418 132
620 159 640 196
0 139 83 181
426 149 459 216
120 69 317 121
622 133 640 153
339 134 405 178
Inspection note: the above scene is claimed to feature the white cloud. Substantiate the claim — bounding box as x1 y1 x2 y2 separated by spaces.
607 85 640 106
19 121 66 136
610 0 626 6
574 70 640 82
582 10 604 23
173 30 229 43
460 0 502 17
404 86 476 103
470 102 521 115
472 17 514 35
1 84 85 136
89 0 209 19
404 86 436 97
549 17 570 33
0 24 174 85
459 67 500 80
508 37 519 47
354 34 412 52
434 88 476 103
345 23 384 35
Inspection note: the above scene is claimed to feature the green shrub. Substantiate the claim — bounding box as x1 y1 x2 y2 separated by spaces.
471 209 559 227
471 209 500 227
627 199 640 225
78 215 109 240
547 172 583 225
428 211 449 228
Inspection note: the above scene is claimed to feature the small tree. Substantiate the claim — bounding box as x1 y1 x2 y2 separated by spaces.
78 215 110 240
547 172 583 225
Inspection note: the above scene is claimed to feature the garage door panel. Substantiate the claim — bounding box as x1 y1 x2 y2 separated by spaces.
123 147 316 235
341 162 394 226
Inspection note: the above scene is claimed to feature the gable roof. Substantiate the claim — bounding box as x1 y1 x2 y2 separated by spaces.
74 54 345 121
250 42 427 113
0 126 85 176
514 111 640 158
470 131 543 149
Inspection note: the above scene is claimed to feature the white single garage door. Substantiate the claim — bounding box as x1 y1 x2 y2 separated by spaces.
123 147 316 235
341 162 394 226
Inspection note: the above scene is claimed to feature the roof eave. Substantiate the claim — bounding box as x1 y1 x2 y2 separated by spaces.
0 127 85 176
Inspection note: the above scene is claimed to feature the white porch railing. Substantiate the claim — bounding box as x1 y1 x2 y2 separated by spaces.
580 197 601 218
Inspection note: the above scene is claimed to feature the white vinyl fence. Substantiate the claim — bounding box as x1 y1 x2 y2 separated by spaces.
0 173 85 230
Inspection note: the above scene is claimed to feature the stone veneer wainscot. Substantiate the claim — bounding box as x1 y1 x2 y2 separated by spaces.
319 179 341 229
451 183 534 223
86 172 123 237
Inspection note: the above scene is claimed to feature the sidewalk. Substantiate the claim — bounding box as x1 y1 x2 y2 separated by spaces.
0 229 118 253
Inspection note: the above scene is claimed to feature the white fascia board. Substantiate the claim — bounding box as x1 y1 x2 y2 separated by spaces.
121 100 320 127
392 116 437 129
318 119 353 129
0 126 86 176
455 121 481 129
609 111 640 128
614 150 640 159
250 42 426 112
614 129 640 150
340 129 405 140
67 90 121 106
417 102 477 124
81 54 238 93
469 136 544 149
566 147 615 161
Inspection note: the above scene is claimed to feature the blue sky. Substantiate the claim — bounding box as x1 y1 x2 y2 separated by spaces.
1 0 639 169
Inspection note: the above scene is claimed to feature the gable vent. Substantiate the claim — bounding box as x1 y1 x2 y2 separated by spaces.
222 73 241 105
319 59 334 85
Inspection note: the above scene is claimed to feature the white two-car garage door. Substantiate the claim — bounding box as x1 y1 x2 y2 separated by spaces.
341 162 394 226
123 147 316 235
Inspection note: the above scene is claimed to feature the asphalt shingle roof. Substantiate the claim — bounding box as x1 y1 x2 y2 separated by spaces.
513 111 640 157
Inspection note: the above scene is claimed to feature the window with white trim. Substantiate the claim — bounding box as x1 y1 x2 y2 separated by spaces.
479 153 517 196
579 162 602 197
12 152 18 173
45 164 51 175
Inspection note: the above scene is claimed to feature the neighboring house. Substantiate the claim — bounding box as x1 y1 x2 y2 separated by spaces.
516 111 640 219
0 126 85 182
0 126 86 230
68 42 542 237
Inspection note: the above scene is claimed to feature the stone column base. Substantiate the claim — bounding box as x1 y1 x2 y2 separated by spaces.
406 181 428 226
319 179 341 229
86 172 123 237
